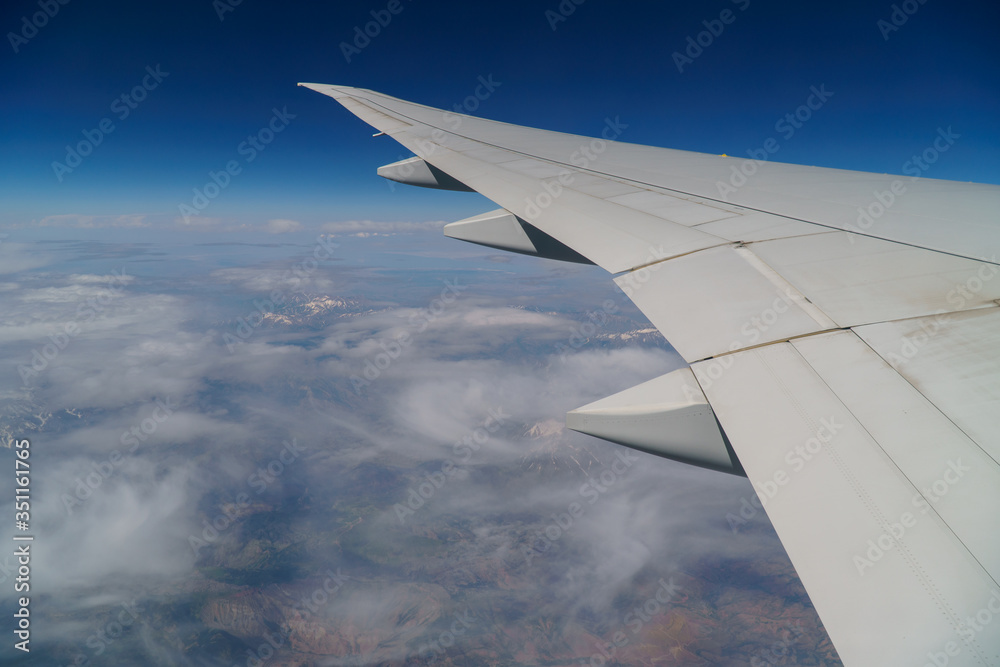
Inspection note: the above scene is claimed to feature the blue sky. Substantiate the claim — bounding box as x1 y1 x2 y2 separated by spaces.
2 0 998 231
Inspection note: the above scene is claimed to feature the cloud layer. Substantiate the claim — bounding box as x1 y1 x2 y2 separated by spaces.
0 231 835 665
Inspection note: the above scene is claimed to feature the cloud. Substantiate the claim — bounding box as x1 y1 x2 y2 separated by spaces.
266 218 303 234
0 232 814 664
34 460 198 591
0 242 52 274
35 214 151 228
18 284 125 304
175 215 224 229
66 273 136 285
320 219 446 236
211 265 338 293
172 215 256 232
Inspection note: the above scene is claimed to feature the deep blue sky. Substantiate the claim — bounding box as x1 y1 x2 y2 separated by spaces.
2 0 998 230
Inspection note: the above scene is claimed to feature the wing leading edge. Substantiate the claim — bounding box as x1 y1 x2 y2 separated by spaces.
303 83 1000 666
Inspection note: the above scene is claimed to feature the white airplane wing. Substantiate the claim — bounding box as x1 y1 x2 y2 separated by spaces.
301 83 1000 666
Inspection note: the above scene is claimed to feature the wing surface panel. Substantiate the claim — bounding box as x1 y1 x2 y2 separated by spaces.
749 233 1000 326
615 244 837 362
693 211 832 242
857 308 1000 463
695 340 1000 667
793 331 1000 585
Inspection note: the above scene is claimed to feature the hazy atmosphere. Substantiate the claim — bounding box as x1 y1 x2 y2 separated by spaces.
1 0 997 664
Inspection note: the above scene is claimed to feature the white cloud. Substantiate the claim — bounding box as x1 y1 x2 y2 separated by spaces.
320 219 446 236
172 215 254 232
67 273 135 285
36 214 150 228
266 218 303 234
211 265 338 293
18 284 124 304
0 242 51 274
0 232 807 663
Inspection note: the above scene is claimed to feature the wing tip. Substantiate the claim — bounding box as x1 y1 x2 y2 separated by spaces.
297 82 360 99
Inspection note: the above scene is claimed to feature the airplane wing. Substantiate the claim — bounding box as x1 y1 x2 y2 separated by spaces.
300 83 1000 666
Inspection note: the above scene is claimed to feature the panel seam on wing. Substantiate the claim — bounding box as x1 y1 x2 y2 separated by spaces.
754 345 972 654
689 329 847 364
790 336 998 660
731 245 839 329
851 323 1000 471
